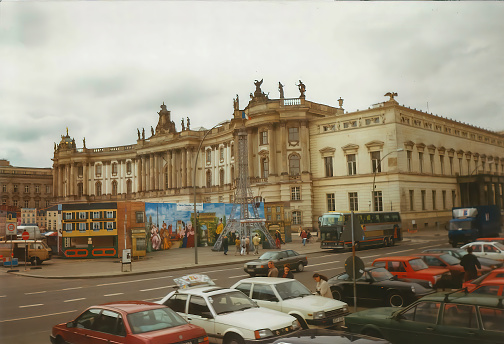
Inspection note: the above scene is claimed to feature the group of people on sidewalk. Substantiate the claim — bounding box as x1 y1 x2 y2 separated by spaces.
220 233 263 256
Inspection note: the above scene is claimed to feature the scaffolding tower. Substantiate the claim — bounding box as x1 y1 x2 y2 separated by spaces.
212 129 276 251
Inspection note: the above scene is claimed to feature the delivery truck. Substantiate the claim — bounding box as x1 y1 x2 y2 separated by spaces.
448 205 502 247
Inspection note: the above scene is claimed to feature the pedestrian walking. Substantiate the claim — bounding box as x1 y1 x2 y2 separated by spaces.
282 264 294 279
235 237 241 256
300 229 307 246
313 273 332 298
268 261 279 277
245 236 250 255
252 233 261 255
460 246 481 282
222 235 229 255
275 230 282 249
240 237 246 255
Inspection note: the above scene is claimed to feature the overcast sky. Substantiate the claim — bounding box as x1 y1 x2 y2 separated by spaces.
1 1 503 168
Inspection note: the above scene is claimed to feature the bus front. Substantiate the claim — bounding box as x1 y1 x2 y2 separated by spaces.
319 213 346 249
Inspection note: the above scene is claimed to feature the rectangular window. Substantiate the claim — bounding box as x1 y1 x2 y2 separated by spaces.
92 211 101 219
327 193 335 212
324 156 333 177
206 150 211 164
288 127 299 142
452 190 456 207
78 166 83 177
25 185 30 193
219 147 224 162
13 184 18 192
439 156 444 175
430 154 435 174
291 186 301 201
136 212 144 223
2 184 6 192
92 222 101 230
276 214 281 221
449 156 453 175
407 151 412 172
432 190 436 210
112 163 118 176
13 200 18 207
64 212 72 220
35 200 39 208
79 212 87 219
106 222 114 230
35 185 40 193
421 190 426 210
267 215 272 221
46 185 51 193
261 158 269 178
260 131 268 145
126 161 132 174
106 211 114 219
419 152 424 173
458 158 463 175
24 200 29 208
78 223 86 231
373 191 383 211
95 164 102 177
409 190 414 211
65 223 72 231
349 192 358 211
371 151 381 173
442 190 447 210
292 211 301 224
347 154 357 175
276 206 281 213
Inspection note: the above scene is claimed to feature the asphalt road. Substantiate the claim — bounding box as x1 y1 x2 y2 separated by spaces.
0 237 440 344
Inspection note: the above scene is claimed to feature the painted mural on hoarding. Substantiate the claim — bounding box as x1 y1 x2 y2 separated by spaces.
145 202 265 252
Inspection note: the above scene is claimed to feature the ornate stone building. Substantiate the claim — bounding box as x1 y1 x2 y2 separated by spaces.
52 82 504 231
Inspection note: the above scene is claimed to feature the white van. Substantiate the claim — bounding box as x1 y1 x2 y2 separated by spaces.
17 225 43 240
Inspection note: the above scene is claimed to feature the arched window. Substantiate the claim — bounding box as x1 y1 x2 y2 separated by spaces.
206 170 212 188
112 180 118 196
292 211 301 225
126 179 132 194
95 181 102 196
289 154 300 176
220 169 225 186
261 157 269 178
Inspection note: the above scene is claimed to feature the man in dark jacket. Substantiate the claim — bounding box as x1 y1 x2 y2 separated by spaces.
460 246 481 282
222 235 229 255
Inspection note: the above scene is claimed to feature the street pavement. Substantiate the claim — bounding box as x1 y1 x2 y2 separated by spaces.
2 227 445 279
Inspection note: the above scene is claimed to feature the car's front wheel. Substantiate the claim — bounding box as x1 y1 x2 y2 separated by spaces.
30 257 41 266
225 333 244 344
331 287 344 301
55 336 67 344
362 328 383 339
296 262 304 272
386 291 404 307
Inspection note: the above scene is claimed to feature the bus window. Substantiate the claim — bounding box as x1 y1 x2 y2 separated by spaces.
371 214 380 223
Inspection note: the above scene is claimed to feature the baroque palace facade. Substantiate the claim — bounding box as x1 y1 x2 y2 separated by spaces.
52 81 504 233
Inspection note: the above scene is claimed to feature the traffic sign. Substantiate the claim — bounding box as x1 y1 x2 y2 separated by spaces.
22 231 30 240
7 223 16 232
344 255 365 279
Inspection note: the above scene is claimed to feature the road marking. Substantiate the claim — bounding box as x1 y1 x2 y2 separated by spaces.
19 304 44 308
385 249 414 255
361 254 382 259
143 297 162 302
316 267 340 273
140 285 175 292
309 261 340 267
25 291 47 295
204 267 242 273
64 298 86 303
0 309 78 323
60 287 83 291
228 274 249 279
97 275 173 287
0 295 7 298
104 293 124 297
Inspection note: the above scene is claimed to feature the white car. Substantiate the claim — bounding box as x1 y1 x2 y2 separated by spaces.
461 241 504 261
230 277 349 329
157 275 300 344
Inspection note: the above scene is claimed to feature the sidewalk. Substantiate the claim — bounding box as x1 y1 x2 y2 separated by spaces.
3 227 444 279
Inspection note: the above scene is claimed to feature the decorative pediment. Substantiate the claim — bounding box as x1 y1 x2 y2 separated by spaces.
437 146 446 155
415 143 426 152
427 144 436 154
365 140 384 151
258 149 270 157
342 144 359 154
319 147 336 155
404 141 414 150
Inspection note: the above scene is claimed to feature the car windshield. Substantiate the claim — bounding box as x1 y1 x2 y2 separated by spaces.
470 272 491 285
259 252 279 260
494 243 504 251
127 307 187 334
275 280 312 300
449 220 473 230
209 291 257 315
409 258 429 271
369 268 395 282
440 254 461 265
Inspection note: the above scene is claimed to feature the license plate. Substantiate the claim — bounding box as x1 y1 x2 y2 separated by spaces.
247 268 255 272
333 317 344 323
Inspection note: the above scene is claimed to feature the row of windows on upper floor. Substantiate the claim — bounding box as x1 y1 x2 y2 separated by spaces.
1 199 50 208
325 189 458 213
1 184 51 194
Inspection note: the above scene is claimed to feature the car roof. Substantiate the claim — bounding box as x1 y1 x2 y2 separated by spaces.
97 301 166 313
235 277 295 285
374 256 424 262
479 278 504 286
420 291 504 307
174 285 234 296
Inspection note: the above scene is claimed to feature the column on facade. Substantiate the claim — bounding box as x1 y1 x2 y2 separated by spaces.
494 181 502 208
153 153 159 191
140 156 146 192
280 122 287 175
83 163 88 195
166 151 172 189
300 120 310 173
187 148 193 188
181 148 187 188
171 150 177 189
159 154 164 191
148 154 154 192
136 157 142 192
53 164 58 198
69 163 74 196
247 129 254 178
268 124 276 176
90 163 96 195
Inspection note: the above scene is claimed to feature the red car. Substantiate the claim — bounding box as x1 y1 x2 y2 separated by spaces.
469 278 504 296
414 252 491 288
463 267 504 291
476 237 504 244
372 256 451 288
50 301 208 344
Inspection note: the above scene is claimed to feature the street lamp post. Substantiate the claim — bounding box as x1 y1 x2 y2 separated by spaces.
371 148 404 211
193 120 230 264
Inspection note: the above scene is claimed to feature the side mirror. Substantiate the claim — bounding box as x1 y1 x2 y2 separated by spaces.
66 321 75 328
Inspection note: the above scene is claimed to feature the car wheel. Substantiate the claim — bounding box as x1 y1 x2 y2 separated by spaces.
55 336 66 344
30 257 41 266
297 262 304 272
225 334 245 344
293 314 309 329
331 287 344 301
389 237 395 246
386 292 404 307
451 241 458 248
362 328 383 339
383 237 389 247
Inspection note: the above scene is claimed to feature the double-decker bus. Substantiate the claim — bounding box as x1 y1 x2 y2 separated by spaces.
318 211 402 250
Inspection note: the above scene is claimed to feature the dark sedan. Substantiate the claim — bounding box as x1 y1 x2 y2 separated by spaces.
422 247 503 269
328 267 432 307
272 329 391 344
243 249 308 276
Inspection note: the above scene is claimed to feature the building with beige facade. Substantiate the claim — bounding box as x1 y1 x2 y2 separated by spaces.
0 159 53 210
51 82 504 232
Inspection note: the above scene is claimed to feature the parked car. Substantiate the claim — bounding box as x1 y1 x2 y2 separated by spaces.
343 291 504 344
414 253 491 288
272 329 391 344
461 241 504 261
469 278 504 296
328 267 432 307
157 274 300 344
421 247 503 269
50 301 208 344
476 237 504 244
231 277 349 329
462 267 504 291
243 249 308 277
372 256 452 289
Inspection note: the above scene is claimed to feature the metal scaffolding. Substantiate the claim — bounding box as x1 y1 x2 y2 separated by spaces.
212 129 276 251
